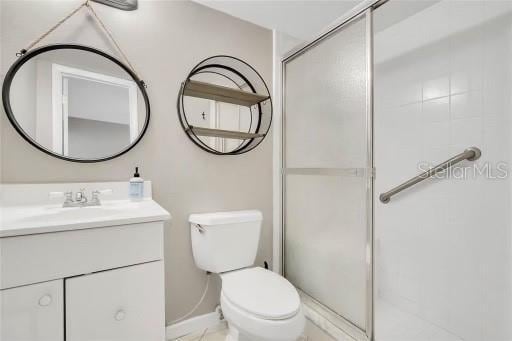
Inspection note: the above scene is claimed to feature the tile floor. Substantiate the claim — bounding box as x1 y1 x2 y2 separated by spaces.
174 319 330 341
175 323 229 341
174 300 463 341
180 329 228 341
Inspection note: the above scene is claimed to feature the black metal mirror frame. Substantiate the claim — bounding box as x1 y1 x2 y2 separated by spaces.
2 43 150 163
177 55 272 155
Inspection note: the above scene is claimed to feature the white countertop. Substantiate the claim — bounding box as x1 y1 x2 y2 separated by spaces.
0 199 170 237
0 182 171 237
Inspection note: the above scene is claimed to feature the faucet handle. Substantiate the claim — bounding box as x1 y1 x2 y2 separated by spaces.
93 189 113 196
49 191 73 199
91 189 112 202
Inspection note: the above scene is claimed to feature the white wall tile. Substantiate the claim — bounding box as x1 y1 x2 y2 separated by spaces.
422 97 449 123
450 118 482 147
450 92 482 120
423 77 450 101
423 121 451 148
374 1 512 340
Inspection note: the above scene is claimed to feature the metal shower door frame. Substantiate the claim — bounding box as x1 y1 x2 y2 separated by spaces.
279 1 387 339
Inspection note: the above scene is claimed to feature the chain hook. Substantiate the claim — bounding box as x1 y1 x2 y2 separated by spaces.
16 49 27 57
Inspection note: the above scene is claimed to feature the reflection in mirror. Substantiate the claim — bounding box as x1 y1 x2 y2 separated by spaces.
178 55 272 155
183 72 253 153
6 46 148 161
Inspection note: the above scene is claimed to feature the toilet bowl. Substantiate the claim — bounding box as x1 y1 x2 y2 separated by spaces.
220 267 304 341
189 210 305 341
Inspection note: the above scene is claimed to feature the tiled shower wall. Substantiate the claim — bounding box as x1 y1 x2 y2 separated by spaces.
374 1 512 340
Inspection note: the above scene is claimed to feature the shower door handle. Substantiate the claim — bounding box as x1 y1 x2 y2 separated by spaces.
379 147 482 204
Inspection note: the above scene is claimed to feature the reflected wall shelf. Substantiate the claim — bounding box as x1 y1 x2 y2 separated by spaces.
178 55 272 155
183 80 269 107
188 126 265 140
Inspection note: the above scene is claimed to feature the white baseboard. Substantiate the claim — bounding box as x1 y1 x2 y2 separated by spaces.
166 307 224 340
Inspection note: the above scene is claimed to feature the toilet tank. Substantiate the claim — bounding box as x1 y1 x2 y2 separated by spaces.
189 210 262 273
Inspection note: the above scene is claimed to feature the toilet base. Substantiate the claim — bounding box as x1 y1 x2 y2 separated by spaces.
225 323 250 341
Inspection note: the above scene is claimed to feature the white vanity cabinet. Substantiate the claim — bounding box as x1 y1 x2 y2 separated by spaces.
1 280 64 341
66 261 165 341
0 181 170 341
0 222 166 341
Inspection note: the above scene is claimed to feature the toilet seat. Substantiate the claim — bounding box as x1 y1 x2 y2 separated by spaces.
220 267 301 320
221 292 305 341
219 267 304 341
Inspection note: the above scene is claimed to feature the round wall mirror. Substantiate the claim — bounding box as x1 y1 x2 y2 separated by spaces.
2 44 150 162
178 55 272 155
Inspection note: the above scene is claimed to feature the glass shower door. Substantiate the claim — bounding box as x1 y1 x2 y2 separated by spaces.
283 11 372 333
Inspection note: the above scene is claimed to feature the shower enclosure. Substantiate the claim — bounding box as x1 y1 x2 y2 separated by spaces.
280 1 512 340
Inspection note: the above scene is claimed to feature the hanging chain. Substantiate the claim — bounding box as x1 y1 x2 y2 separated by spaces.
16 0 143 84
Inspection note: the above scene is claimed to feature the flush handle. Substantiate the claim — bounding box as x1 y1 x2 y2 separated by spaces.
193 223 206 233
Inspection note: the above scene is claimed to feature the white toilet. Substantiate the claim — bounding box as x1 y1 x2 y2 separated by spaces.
189 210 305 341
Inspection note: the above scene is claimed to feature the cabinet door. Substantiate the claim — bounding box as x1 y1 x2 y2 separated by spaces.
66 261 165 341
1 280 64 341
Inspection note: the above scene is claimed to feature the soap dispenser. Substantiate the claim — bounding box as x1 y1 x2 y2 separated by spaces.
129 167 144 200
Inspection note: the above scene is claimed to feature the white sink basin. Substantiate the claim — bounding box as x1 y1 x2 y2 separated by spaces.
16 205 128 222
0 199 170 237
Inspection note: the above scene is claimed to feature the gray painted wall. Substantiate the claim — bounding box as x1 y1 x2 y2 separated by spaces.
0 0 273 324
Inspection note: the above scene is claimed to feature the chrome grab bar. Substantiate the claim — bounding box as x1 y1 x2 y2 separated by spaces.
379 147 482 204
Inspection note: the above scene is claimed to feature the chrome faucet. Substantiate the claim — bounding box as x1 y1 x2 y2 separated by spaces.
49 189 112 208
75 188 88 205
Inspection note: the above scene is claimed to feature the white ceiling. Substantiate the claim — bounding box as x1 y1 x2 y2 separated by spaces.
192 0 362 40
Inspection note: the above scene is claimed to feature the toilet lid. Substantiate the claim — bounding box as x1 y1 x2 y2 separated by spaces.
221 267 301 320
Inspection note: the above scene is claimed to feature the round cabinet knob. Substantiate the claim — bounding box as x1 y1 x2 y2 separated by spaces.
114 310 126 321
38 295 52 307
